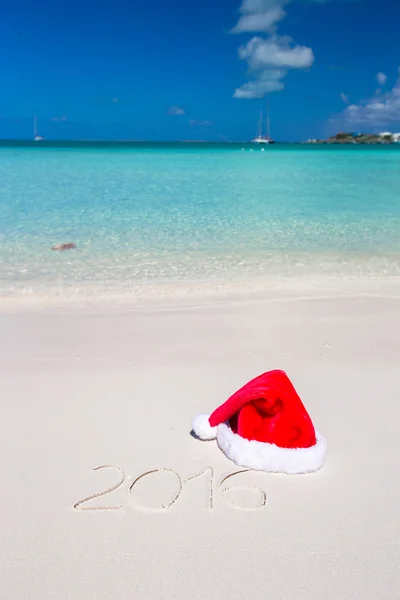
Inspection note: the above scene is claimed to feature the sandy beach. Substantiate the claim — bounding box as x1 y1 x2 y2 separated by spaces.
1 283 400 599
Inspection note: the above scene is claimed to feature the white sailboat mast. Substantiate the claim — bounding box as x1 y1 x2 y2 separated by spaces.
258 110 263 138
266 97 271 140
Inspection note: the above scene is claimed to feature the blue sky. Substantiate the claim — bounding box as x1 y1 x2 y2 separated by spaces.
1 0 400 141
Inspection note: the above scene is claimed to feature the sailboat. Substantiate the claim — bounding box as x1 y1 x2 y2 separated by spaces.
33 116 44 141
252 99 274 144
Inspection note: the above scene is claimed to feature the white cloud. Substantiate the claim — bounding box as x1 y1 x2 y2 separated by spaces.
340 92 349 104
231 5 286 33
332 71 400 129
234 35 313 99
234 69 286 98
239 35 314 69
376 72 387 86
231 0 331 99
167 106 186 116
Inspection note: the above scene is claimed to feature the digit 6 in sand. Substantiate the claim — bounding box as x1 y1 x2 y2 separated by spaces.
219 470 267 510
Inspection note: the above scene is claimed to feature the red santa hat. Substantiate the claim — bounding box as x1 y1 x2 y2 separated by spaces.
192 370 327 474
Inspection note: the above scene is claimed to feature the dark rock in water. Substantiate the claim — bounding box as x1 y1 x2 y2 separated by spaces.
51 243 76 251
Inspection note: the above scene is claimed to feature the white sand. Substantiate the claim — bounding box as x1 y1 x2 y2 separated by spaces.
1 285 400 599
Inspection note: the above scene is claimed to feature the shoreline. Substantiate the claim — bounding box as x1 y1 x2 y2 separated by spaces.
2 277 400 317
4 273 400 304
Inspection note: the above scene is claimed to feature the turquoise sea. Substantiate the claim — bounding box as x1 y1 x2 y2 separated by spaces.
1 142 400 298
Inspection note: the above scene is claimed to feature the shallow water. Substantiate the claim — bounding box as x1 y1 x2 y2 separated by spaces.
1 143 400 298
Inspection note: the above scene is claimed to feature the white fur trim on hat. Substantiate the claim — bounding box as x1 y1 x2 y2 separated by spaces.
216 424 327 474
192 414 218 440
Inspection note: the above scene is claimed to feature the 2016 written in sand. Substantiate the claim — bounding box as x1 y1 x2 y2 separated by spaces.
73 465 268 512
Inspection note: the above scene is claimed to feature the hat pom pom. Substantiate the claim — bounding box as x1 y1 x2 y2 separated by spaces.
192 414 217 440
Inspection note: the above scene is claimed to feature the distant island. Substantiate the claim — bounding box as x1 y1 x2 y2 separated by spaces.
306 131 400 145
